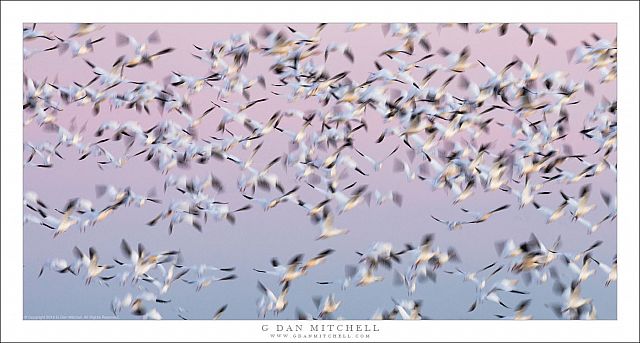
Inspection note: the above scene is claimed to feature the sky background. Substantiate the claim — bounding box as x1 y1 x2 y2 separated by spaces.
23 23 616 320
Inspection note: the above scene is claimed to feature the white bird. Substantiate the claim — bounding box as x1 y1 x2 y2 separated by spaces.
23 23 54 41
355 146 399 172
115 239 179 282
561 185 596 220
38 258 77 277
532 201 568 224
518 24 557 46
23 45 58 60
257 281 289 316
495 299 533 320
394 264 436 295
313 294 342 319
561 254 595 284
144 264 190 294
72 246 115 284
111 292 168 319
182 273 237 292
392 299 424 320
364 189 403 207
590 256 617 286
460 204 510 223
317 213 349 240
430 215 472 231
69 23 105 38
55 36 105 57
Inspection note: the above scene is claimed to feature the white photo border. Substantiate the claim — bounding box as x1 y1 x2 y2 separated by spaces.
2 1 638 342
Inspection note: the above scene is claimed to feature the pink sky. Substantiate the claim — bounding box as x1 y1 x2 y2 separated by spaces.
23 23 616 319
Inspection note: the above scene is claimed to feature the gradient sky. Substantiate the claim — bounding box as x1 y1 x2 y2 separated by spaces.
23 23 616 320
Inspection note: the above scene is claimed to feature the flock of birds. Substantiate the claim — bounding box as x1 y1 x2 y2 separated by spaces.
24 23 617 320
